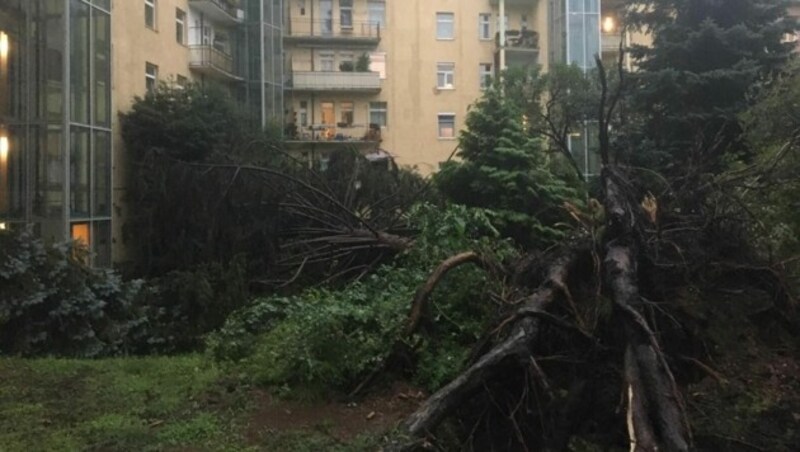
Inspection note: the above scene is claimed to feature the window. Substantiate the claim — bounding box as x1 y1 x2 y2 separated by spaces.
339 52 354 71
340 102 354 126
369 52 387 79
340 0 353 29
369 101 388 127
320 52 335 71
479 13 491 40
437 62 455 89
176 75 188 88
368 0 386 29
175 8 186 44
480 63 493 89
438 114 456 139
145 62 158 92
436 12 454 40
299 101 308 127
145 0 156 30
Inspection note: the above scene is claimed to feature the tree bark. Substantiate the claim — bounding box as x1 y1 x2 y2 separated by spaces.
604 167 690 452
389 252 575 451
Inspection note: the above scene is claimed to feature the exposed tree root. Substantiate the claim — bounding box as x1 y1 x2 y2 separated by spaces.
604 167 690 452
387 251 576 451
403 251 488 337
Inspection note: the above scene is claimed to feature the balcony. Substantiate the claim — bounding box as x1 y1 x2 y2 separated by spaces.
289 71 381 93
490 0 539 6
189 45 242 81
496 29 540 68
189 0 242 24
285 124 382 150
285 19 381 47
602 33 624 53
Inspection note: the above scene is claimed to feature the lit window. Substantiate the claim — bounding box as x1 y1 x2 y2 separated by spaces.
340 0 353 29
175 8 186 44
438 114 456 139
145 62 158 92
369 101 388 127
436 12 454 40
437 62 455 89
145 0 157 30
480 63 493 90
71 222 90 246
479 13 491 40
340 102 354 126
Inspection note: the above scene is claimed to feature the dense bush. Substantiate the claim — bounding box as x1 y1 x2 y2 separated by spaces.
0 229 147 357
207 204 516 392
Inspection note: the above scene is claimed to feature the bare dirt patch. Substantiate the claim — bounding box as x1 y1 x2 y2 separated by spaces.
246 381 426 442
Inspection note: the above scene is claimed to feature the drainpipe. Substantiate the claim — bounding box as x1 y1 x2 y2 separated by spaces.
499 0 506 71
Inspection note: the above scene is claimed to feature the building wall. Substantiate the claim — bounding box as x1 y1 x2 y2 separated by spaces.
111 0 192 262
284 0 555 174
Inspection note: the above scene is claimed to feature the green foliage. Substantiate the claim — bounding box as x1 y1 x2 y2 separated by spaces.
208 204 515 392
355 53 371 72
435 85 581 248
736 59 800 263
625 0 797 174
120 82 278 162
133 257 251 353
0 228 146 357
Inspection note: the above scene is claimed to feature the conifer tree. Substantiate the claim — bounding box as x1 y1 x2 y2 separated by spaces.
625 0 796 173
435 87 579 248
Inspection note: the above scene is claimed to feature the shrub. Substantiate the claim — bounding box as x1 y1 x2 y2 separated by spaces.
0 228 147 357
207 204 516 392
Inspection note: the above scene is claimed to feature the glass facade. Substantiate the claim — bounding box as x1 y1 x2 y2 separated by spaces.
242 0 284 129
0 0 111 266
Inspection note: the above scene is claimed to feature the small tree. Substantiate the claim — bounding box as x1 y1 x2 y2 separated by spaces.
435 86 580 248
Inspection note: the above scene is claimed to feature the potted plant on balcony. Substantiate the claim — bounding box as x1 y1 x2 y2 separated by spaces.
356 53 371 72
364 123 382 142
339 61 355 72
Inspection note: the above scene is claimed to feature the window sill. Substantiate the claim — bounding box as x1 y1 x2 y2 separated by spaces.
438 137 457 141
437 87 456 91
436 37 455 41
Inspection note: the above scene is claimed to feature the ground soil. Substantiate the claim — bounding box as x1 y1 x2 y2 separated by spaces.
246 381 427 442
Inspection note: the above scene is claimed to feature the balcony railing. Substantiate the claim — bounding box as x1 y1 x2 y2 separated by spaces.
285 18 381 44
189 45 241 80
289 71 381 92
287 123 382 145
188 0 242 23
496 29 540 50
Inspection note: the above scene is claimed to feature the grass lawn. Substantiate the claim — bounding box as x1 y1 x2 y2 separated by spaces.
0 356 413 451
0 356 253 451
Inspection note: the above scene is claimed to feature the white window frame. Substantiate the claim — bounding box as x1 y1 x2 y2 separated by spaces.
145 62 158 92
436 12 455 40
479 13 491 40
369 101 388 127
438 113 456 139
480 63 493 90
437 62 455 89
340 0 354 29
175 8 186 45
145 0 157 30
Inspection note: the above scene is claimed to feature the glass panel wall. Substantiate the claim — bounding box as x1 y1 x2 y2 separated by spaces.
0 0 112 266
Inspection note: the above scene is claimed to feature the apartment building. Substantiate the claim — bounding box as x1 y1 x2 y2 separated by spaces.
283 0 613 173
0 0 284 265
